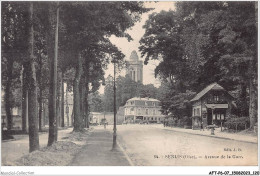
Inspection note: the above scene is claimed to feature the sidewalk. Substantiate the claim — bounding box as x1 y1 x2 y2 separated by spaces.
153 124 258 144
70 127 131 166
1 128 73 166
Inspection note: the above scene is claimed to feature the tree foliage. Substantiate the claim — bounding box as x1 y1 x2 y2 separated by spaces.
139 1 257 126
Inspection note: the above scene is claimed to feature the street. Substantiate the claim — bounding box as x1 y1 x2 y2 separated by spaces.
111 124 258 166
1 125 258 166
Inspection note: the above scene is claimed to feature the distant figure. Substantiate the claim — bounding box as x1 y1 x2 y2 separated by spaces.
201 121 204 131
104 122 106 129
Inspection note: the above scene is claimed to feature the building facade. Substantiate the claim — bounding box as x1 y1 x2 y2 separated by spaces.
126 50 143 83
190 83 234 129
124 97 165 123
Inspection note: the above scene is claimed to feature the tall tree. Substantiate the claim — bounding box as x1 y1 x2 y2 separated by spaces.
140 2 257 124
58 2 149 132
25 2 39 152
179 1 258 127
2 2 28 131
47 2 59 145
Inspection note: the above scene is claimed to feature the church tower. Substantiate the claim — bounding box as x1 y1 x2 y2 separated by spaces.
126 50 143 83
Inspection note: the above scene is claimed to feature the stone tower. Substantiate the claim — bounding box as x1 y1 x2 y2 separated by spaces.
126 50 143 83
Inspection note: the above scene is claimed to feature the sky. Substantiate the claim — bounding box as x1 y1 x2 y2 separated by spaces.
98 1 176 94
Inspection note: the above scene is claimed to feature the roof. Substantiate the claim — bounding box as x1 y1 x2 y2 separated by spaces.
190 82 234 102
129 50 139 61
126 97 160 102
205 104 229 109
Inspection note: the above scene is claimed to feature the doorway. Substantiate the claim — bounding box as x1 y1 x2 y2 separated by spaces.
207 109 213 125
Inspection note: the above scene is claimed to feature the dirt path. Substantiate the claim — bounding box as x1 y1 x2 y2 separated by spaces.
70 128 130 166
1 128 73 165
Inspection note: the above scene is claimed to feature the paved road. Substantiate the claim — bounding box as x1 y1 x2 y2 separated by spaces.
114 125 258 166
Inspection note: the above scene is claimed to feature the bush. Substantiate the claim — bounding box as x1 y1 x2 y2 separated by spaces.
168 118 175 127
183 116 192 126
173 118 178 127
224 116 249 131
165 117 178 127
177 119 184 127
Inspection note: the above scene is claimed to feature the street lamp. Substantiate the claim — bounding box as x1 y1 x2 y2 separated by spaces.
112 60 117 150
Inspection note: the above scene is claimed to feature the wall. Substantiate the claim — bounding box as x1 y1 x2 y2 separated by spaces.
192 100 201 117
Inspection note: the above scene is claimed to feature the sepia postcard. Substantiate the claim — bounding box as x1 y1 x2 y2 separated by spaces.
1 1 259 175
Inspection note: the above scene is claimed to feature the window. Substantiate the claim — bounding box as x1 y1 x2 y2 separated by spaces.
193 109 196 116
221 114 225 120
214 95 219 102
130 108 134 115
146 109 148 115
153 110 155 115
196 108 200 116
155 117 157 121
144 117 146 120
217 114 221 120
151 117 153 120
153 102 155 106
159 118 160 121
138 109 141 115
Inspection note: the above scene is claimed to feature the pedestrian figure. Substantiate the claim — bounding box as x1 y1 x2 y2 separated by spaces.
201 121 204 131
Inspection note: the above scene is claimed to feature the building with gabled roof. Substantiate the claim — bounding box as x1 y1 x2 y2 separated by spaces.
190 83 235 129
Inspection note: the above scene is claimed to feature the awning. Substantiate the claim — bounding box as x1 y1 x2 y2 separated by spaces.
205 104 228 109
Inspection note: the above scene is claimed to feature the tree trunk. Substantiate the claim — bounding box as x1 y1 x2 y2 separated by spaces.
84 69 90 129
79 77 84 125
71 106 74 127
249 76 257 129
26 2 39 152
56 71 61 127
38 56 43 132
239 82 248 117
43 101 46 127
5 59 13 131
85 101 89 128
22 66 28 133
38 94 42 131
73 54 84 132
66 85 69 127
48 2 59 146
61 71 65 127
81 77 86 128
